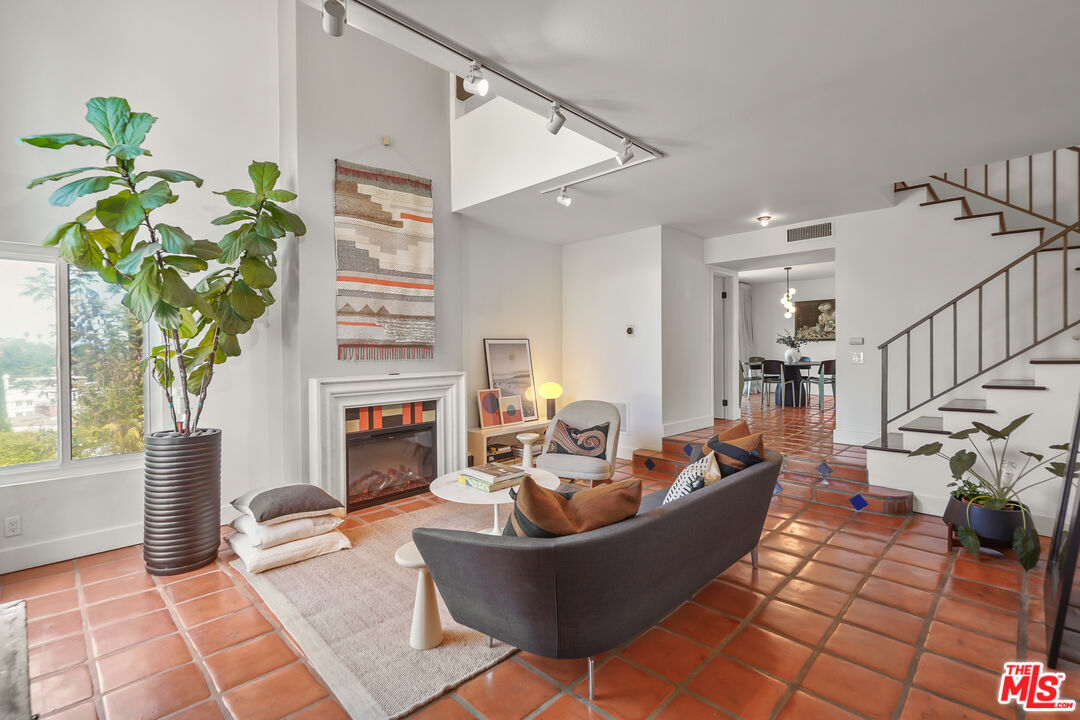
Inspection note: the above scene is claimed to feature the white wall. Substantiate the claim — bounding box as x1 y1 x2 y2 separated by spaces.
660 227 713 435
562 227 663 456
749 277 837 365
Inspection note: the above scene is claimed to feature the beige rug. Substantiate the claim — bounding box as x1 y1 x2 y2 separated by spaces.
233 503 515 719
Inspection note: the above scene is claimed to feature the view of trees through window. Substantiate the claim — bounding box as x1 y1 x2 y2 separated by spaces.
0 257 143 469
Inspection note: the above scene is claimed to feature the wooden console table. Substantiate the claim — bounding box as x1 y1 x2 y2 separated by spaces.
467 419 550 466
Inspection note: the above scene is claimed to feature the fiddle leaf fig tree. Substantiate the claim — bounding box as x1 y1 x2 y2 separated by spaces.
22 97 306 435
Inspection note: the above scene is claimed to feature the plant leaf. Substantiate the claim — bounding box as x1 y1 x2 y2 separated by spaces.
982 498 1008 510
239 256 276 288
219 333 241 357
211 297 253 335
139 181 176 211
218 225 251 263
1048 462 1067 478
1013 526 1041 571
265 202 306 236
211 209 254 226
949 450 977 480
56 224 89 265
134 169 203 187
48 176 114 207
265 189 296 202
228 279 266 320
153 300 183 330
957 526 981 559
96 191 145 233
1050 443 1070 451
120 112 156 146
44 222 78 247
999 414 1032 438
85 97 132 145
1020 451 1045 462
948 427 979 440
155 224 193 254
248 161 280 195
121 261 161 322
107 143 150 161
159 268 199 308
244 232 277 257
115 243 160 275
215 189 260 207
87 227 123 254
189 239 223 261
21 133 107 150
258 287 275 306
972 421 1004 440
162 256 208 273
27 166 102 189
909 441 942 457
178 308 199 338
254 213 284 239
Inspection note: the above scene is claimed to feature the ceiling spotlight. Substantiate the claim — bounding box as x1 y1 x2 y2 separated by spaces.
322 0 346 37
616 138 635 165
462 62 489 97
757 215 772 227
546 102 566 135
556 187 572 207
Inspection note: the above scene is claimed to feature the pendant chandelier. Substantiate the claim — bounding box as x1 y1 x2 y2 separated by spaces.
780 266 796 319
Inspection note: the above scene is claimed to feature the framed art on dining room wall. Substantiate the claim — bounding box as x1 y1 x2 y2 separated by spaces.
483 338 538 422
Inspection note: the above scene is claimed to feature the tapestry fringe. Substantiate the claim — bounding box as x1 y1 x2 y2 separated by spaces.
338 344 435 361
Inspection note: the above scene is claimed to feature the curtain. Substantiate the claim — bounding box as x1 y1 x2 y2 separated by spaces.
739 282 754 360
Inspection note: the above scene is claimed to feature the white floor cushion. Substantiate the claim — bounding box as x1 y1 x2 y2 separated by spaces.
228 529 351 573
231 513 344 549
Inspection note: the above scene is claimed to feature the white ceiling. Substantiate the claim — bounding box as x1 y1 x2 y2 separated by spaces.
739 262 836 285
365 0 1080 244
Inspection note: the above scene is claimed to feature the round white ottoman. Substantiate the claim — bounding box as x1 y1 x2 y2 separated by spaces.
394 541 443 650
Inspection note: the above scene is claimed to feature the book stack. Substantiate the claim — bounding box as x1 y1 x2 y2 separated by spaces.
486 443 515 463
459 462 528 493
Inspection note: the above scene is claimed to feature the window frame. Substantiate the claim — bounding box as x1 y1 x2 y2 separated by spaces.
0 240 153 485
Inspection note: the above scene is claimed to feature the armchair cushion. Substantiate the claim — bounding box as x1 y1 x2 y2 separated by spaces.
546 420 611 460
534 452 613 481
503 475 642 537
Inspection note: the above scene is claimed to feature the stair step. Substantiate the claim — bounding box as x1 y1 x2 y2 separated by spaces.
894 182 939 201
955 211 1005 231
898 416 951 435
863 434 908 454
982 379 1048 390
939 398 996 413
992 227 1044 240
921 197 971 215
1031 358 1080 364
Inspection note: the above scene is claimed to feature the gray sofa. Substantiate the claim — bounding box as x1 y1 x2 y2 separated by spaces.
412 450 782 688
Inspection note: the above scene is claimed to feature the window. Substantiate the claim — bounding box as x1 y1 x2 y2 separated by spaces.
0 246 145 472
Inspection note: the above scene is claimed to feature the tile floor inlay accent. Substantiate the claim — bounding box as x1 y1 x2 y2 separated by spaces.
2 393 1058 719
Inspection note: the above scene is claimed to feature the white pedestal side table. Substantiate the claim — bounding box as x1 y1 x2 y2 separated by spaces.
516 432 540 468
428 467 561 535
394 541 443 650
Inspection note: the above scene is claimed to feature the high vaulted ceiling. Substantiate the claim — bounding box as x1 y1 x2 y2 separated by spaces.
373 0 1080 244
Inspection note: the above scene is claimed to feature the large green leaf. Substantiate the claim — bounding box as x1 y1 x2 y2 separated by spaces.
244 232 277 257
999 414 1032 438
178 308 199 338
163 256 208 273
189 239 223 261
133 169 203 188
211 209 255 226
155 224 194 254
43 221 78 247
56 224 89 265
21 133 107 150
96 191 145 233
107 143 150 161
973 421 1004 440
948 427 979 440
115 242 160 275
1013 526 1041 571
228 279 266 320
120 112 156 146
87 227 123 253
239 256 276 288
122 261 161 322
266 189 296 202
139 181 176 211
248 161 280 195
27 166 102 189
1020 451 1045 463
48 176 114 207
259 288 275 306
265 202 307 236
218 225 251 263
215 189 260 207
153 300 183 330
219 333 241 357
254 213 285 239
85 97 131 145
956 525 981 559
909 441 942 457
159 268 199 308
949 450 977 480
211 297 253 335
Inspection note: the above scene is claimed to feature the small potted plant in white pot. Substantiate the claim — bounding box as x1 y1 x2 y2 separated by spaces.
909 413 1068 570
776 328 813 364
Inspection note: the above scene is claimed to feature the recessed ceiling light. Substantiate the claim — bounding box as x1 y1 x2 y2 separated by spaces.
546 102 566 135
462 62 489 97
322 0 345 36
757 215 772 227
556 187 572 207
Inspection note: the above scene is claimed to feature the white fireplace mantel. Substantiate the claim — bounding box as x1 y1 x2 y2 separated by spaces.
308 371 467 503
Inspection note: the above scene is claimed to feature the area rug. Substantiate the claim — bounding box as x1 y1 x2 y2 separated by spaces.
233 503 513 719
333 160 435 361
0 601 30 719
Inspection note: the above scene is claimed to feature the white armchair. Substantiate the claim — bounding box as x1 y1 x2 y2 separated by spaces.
534 400 621 487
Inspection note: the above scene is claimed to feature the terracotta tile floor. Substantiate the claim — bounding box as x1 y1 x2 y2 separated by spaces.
3 395 1071 719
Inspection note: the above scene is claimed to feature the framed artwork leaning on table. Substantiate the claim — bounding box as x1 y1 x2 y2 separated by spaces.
477 389 502 429
484 338 538 421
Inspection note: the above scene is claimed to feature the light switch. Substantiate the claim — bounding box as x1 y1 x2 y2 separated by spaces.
850 351 864 364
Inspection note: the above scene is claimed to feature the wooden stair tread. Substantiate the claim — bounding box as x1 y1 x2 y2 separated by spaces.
1030 358 1080 364
894 182 939 201
991 227 1044 238
955 211 1005 230
939 398 996 413
982 379 1048 390
898 416 950 435
863 434 908 453
920 197 969 210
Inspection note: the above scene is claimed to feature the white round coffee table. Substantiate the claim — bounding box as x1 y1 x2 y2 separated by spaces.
429 467 561 535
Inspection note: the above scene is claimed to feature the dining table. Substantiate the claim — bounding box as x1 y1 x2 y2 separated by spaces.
775 361 826 408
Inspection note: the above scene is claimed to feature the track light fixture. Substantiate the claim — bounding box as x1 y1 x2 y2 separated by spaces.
616 138 634 165
546 102 566 135
757 215 772 227
322 0 346 37
556 187 572 207
462 62 489 97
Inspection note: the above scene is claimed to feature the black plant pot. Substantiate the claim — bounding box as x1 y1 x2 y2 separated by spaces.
143 429 222 576
942 495 1032 543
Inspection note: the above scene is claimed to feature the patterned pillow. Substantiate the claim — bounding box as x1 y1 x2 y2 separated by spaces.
710 433 766 477
663 454 713 504
689 421 752 462
546 420 610 460
503 475 642 537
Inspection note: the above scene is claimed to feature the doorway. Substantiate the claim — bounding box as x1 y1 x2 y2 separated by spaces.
712 274 727 420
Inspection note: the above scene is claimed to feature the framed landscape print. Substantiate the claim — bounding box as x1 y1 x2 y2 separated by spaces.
794 299 836 341
498 395 523 424
477 389 502 429
483 338 538 421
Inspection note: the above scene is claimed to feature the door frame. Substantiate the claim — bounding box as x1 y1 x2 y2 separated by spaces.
708 266 740 421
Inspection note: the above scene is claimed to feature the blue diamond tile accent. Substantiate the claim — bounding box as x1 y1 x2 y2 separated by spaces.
816 461 833 478
773 482 783 495
683 443 694 457
644 458 655 471
849 493 869 511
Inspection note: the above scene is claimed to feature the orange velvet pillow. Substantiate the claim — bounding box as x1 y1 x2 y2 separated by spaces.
503 475 642 537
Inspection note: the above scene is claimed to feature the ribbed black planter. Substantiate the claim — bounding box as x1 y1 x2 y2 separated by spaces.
143 429 222 576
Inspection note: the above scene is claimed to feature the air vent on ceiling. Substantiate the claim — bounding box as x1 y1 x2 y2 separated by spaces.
787 221 833 243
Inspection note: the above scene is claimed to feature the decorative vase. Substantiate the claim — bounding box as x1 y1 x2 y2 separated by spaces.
143 429 222 576
784 347 800 364
942 495 1032 543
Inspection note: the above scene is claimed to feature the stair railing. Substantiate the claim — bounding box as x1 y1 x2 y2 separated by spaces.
878 219 1080 447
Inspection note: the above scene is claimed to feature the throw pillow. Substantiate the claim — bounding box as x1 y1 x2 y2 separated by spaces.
546 420 610 460
231 484 345 525
663 453 712 504
710 433 766 477
689 421 752 462
232 513 344 549
503 475 641 537
227 529 351 573
705 423 765 459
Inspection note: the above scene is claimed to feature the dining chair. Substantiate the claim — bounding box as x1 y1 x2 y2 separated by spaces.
761 359 797 407
743 357 765 398
802 359 836 410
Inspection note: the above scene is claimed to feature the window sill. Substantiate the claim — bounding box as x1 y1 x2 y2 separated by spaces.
0 453 144 489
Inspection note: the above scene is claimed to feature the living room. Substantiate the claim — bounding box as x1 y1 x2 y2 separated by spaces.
2 1 1080 719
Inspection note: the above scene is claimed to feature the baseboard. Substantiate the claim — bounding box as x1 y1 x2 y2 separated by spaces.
663 415 714 437
0 521 143 575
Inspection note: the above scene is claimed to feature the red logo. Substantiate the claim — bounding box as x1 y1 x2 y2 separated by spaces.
999 662 1076 711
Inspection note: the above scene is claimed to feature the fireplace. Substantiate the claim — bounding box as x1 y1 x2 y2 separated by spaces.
344 400 438 511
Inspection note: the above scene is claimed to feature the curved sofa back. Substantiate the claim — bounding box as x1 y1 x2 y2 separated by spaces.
413 451 781 659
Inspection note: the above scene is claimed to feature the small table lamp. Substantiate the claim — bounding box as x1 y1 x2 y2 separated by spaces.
538 382 563 420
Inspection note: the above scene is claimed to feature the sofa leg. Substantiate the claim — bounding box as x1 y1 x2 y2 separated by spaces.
750 547 758 569
587 656 595 701
488 635 494 648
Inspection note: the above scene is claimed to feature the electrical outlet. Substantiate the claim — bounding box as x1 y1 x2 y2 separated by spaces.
4 515 21 537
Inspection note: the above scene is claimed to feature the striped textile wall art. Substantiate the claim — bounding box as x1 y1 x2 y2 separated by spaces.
334 160 435 360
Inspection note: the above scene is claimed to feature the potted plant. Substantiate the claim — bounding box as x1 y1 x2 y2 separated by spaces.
22 97 306 575
776 328 813 364
909 413 1068 570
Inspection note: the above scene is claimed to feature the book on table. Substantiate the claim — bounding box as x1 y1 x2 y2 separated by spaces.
457 474 526 493
464 462 526 482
